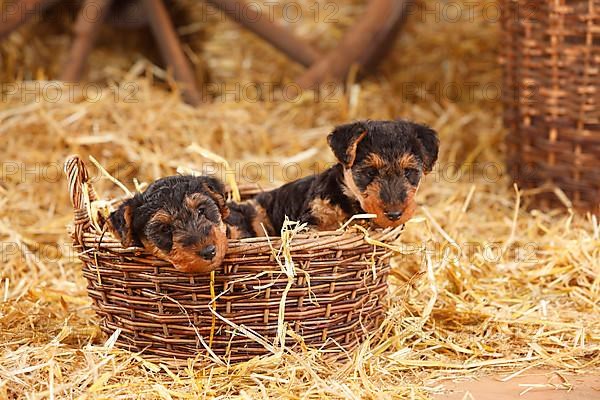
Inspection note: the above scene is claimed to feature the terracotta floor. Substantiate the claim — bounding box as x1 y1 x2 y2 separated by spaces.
433 370 600 400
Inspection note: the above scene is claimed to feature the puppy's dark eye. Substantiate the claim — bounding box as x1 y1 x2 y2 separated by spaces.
157 224 172 235
197 206 207 215
405 168 420 185
365 168 378 179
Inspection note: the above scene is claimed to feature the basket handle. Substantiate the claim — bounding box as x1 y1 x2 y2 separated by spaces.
64 155 98 245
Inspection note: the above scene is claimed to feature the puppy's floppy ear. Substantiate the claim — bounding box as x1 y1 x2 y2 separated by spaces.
202 177 230 219
414 125 439 174
327 121 369 168
108 194 144 247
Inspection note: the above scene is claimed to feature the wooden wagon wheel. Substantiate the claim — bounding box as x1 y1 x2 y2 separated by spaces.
0 0 414 104
205 0 414 87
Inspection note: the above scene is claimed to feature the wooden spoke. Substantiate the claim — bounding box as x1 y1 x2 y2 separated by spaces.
357 0 415 74
60 0 113 82
205 0 320 67
297 0 414 89
144 0 204 105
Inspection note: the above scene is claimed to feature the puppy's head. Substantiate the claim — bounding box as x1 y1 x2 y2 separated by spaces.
328 120 439 228
108 175 229 273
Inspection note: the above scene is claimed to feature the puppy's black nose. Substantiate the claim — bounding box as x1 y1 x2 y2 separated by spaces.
385 211 403 221
198 245 216 260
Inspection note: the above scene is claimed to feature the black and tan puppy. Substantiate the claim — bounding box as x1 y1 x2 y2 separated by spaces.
253 120 439 234
108 175 232 273
224 201 263 240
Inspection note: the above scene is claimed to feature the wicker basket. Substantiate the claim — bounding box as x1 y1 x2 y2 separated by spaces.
65 156 402 362
501 0 600 212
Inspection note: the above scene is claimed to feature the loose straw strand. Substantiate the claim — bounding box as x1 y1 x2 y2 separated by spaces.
209 270 217 348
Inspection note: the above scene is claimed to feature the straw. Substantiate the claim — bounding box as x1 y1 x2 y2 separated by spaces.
1 0 599 398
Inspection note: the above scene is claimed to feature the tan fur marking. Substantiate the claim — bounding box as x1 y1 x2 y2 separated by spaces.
141 237 169 264
219 220 227 234
343 168 367 209
106 222 121 243
345 130 368 167
364 153 385 169
145 226 227 274
184 193 207 209
220 204 230 219
310 198 347 231
106 204 134 246
251 202 274 237
203 183 230 218
363 181 389 227
150 209 172 225
396 189 417 226
227 225 243 240
211 226 228 265
122 205 136 247
397 153 419 169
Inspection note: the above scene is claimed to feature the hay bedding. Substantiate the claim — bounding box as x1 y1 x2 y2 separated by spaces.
0 0 599 398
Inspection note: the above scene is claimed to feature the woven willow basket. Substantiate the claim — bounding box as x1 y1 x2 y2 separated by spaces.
65 156 402 362
501 0 600 212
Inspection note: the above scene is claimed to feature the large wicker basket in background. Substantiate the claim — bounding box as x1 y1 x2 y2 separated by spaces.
502 0 600 212
65 156 401 362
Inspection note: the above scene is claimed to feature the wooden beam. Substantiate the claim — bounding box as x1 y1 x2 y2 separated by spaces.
296 0 414 89
144 0 203 105
60 0 113 82
205 0 320 67
357 0 414 73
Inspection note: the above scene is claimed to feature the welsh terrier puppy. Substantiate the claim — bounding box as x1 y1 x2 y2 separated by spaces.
108 175 233 273
251 120 439 234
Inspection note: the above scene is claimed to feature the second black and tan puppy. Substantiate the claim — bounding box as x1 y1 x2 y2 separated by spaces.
108 175 232 273
253 120 439 234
